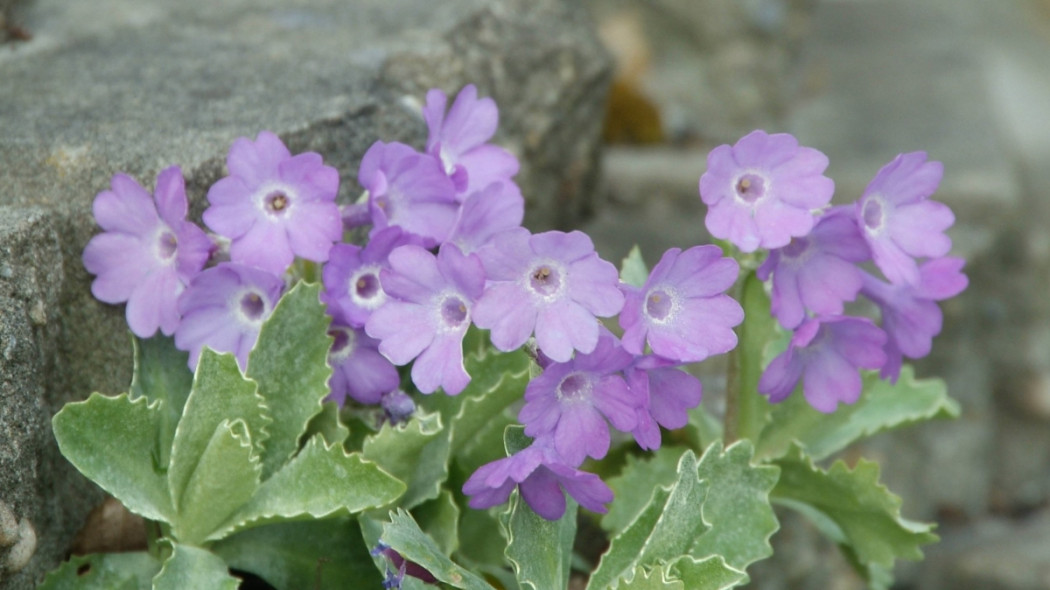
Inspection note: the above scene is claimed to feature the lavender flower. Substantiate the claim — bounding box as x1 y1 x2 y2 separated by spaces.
327 318 400 406
364 244 485 395
619 245 743 363
861 257 968 381
380 390 416 425
174 263 284 370
518 329 640 465
699 130 834 252
203 131 342 276
757 208 871 329
83 167 212 338
759 316 887 413
472 228 625 362
856 151 954 285
462 439 614 520
359 141 458 246
321 226 421 328
423 84 520 197
625 356 703 450
446 181 525 254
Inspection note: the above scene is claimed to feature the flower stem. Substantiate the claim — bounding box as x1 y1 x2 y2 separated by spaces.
724 267 775 446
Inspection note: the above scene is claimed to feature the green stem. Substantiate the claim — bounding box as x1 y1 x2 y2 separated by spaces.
724 265 776 446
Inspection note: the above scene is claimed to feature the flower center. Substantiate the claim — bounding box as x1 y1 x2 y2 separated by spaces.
440 296 469 328
349 268 386 310
329 326 357 362
861 197 885 232
781 237 810 259
529 264 561 297
157 230 178 261
265 190 291 215
557 372 592 401
645 289 675 321
735 173 767 204
239 291 267 321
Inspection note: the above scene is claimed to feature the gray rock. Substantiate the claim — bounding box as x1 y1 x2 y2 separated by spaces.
0 0 611 586
920 512 1050 590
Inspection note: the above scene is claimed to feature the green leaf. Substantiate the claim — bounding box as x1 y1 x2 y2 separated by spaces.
730 270 777 443
620 245 649 288
381 509 496 590
52 393 174 522
247 281 333 479
586 450 709 590
362 410 451 509
212 518 382 590
167 349 269 510
302 401 350 447
772 446 938 574
756 365 960 461
210 435 405 540
152 543 239 590
601 447 685 537
172 419 261 545
668 555 746 590
499 490 577 590
413 490 461 557
129 335 193 468
690 441 779 576
616 565 683 589
39 552 161 590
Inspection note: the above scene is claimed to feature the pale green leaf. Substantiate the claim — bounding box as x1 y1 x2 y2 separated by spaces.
616 565 683 590
586 451 709 590
772 446 938 573
381 509 496 590
620 245 649 288
731 271 776 442
499 491 577 590
601 447 685 537
413 490 461 557
172 419 261 545
362 410 451 509
39 552 160 590
52 393 174 522
129 335 193 468
167 349 269 509
209 435 405 540
756 365 960 461
668 555 746 590
212 517 382 590
690 441 779 576
302 401 350 447
247 281 333 479
152 543 239 590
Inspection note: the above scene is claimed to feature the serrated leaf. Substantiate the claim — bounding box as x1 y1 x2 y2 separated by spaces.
756 365 960 461
172 419 261 545
620 245 649 288
152 543 239 590
772 446 938 573
690 441 779 577
38 552 161 590
617 565 684 589
212 517 382 590
362 410 451 509
731 271 777 442
499 490 577 590
668 555 746 590
413 490 461 556
52 393 174 522
601 447 685 537
381 509 496 590
587 450 709 590
129 335 193 469
210 435 405 540
247 281 333 479
302 400 350 447
167 349 270 510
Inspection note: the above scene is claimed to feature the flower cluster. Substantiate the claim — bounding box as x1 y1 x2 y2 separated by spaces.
700 131 967 412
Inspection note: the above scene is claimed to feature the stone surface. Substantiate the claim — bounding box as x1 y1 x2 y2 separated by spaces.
0 0 611 587
920 512 1050 590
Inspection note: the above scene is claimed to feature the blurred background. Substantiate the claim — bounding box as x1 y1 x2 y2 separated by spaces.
581 0 1050 588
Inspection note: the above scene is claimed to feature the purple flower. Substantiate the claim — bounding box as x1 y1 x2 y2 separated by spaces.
203 131 342 276
757 208 871 329
380 390 416 425
446 181 525 254
856 151 954 285
423 84 520 197
327 317 400 406
518 329 640 465
758 316 887 413
364 244 485 395
619 245 743 363
321 226 421 328
861 257 968 381
359 141 458 246
174 263 285 370
462 439 614 520
83 167 212 338
625 356 703 451
473 228 625 362
699 130 834 252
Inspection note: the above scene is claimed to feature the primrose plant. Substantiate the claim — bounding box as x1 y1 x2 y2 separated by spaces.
45 84 965 590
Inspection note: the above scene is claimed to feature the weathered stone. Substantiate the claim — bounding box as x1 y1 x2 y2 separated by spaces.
920 512 1050 590
0 0 611 586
